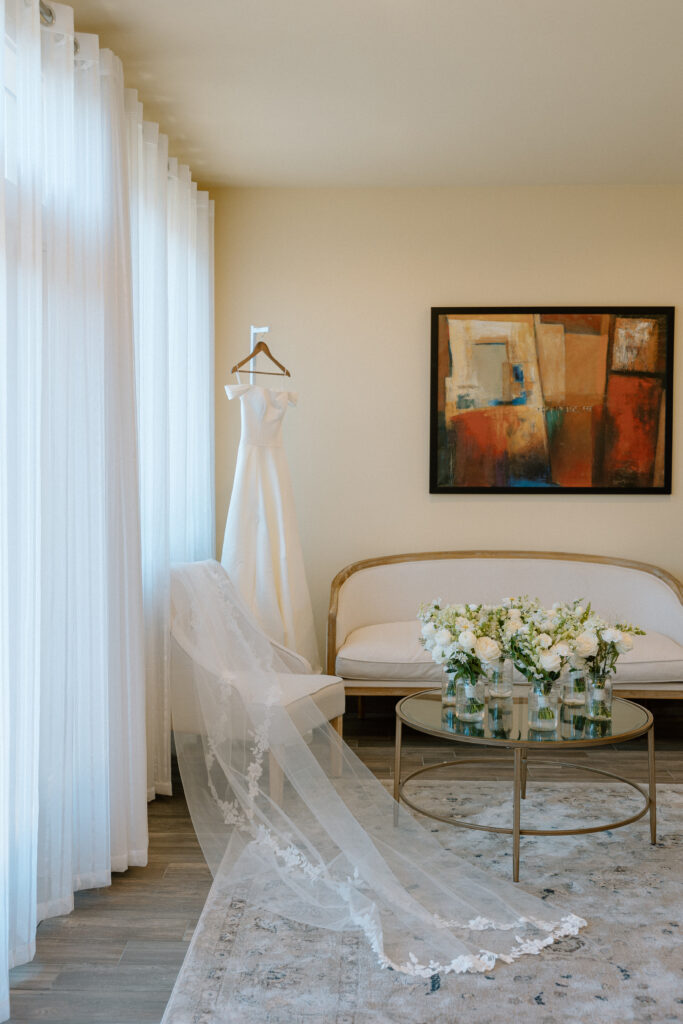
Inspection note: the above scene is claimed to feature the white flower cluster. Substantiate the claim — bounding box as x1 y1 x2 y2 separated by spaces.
558 601 642 679
418 600 505 683
418 596 643 687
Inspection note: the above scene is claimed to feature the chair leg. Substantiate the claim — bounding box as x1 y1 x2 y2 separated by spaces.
330 715 343 776
269 752 284 805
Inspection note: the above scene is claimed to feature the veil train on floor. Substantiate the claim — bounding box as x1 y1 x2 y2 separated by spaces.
170 560 585 979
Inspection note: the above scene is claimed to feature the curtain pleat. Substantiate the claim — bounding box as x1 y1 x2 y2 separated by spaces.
168 158 215 566
0 1 215 1017
98 48 149 870
70 31 111 894
125 92 173 798
4 0 43 983
0 0 8 1011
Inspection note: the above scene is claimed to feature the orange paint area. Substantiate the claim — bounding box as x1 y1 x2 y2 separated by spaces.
603 375 664 488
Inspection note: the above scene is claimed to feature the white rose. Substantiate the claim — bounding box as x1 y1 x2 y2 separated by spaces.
570 654 587 670
432 645 446 663
539 650 561 673
574 631 598 657
507 608 522 620
457 630 477 652
475 636 501 663
554 641 571 658
600 628 621 644
435 627 452 647
616 632 634 654
421 622 436 637
537 633 552 649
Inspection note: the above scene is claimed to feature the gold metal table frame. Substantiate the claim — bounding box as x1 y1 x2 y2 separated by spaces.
394 690 656 881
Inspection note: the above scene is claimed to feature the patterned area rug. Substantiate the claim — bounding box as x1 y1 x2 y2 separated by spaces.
162 783 683 1024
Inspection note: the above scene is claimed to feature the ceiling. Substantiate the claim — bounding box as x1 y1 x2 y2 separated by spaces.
69 0 683 188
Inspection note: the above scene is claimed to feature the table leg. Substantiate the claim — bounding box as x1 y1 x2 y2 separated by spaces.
513 747 522 882
648 725 657 844
521 748 528 800
394 716 402 803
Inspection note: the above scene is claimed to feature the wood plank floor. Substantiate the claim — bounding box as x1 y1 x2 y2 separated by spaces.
8 698 683 1023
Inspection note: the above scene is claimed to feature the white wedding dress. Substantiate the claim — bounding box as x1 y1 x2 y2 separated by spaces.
221 384 320 671
169 560 586 990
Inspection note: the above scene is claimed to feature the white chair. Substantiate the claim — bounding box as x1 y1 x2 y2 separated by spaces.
170 561 345 802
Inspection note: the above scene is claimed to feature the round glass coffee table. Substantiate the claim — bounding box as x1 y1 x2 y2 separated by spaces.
394 689 656 881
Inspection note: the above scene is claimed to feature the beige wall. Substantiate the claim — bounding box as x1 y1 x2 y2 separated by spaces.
213 186 682 657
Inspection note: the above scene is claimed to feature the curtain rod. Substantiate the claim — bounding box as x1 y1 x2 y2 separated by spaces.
40 1 55 25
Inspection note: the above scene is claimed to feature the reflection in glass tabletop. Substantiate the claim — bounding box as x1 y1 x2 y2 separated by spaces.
396 689 652 748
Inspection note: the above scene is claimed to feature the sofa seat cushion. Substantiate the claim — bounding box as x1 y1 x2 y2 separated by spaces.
336 621 442 683
613 632 683 684
336 621 683 686
172 668 344 734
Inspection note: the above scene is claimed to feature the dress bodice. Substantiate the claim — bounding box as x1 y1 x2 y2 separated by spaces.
225 384 297 447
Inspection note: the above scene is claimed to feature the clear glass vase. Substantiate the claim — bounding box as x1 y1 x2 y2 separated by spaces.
441 705 457 732
486 658 513 699
585 718 613 739
528 683 559 731
487 694 513 738
562 669 587 707
560 703 585 740
585 673 612 720
442 671 458 706
456 678 485 721
455 718 485 738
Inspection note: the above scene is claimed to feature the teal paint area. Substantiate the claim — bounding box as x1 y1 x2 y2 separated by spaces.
545 407 565 441
456 394 477 410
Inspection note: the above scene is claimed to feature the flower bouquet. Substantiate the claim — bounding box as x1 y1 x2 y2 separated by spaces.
499 596 575 731
564 604 644 721
419 601 503 720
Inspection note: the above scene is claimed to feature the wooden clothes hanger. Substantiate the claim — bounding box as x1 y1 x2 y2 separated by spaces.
231 326 291 377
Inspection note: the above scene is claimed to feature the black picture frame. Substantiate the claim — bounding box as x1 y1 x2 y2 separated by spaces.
430 306 674 494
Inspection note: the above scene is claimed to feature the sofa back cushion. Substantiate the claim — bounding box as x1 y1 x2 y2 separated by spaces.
332 554 683 652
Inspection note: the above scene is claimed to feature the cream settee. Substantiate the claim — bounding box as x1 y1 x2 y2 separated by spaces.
327 551 683 701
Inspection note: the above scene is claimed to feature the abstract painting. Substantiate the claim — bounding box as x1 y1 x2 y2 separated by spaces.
430 307 674 493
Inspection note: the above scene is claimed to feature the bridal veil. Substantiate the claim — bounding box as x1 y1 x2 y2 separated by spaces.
170 560 585 979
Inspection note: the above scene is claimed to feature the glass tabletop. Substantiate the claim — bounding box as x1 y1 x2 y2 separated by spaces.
396 689 652 747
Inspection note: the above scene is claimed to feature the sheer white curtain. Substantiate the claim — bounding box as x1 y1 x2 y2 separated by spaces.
0 1 215 1018
126 105 215 799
